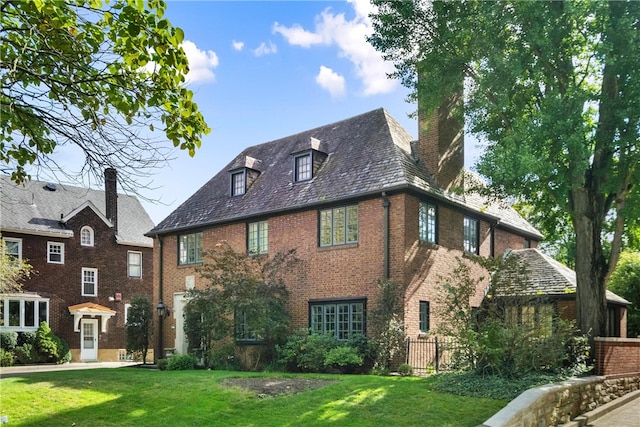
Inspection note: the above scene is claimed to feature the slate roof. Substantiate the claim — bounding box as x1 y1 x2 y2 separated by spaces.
499 248 629 305
0 175 154 247
148 108 542 239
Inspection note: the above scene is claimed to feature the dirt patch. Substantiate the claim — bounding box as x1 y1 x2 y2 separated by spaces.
220 377 337 398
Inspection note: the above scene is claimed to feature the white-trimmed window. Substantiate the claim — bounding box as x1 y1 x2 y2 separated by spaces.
47 242 64 264
81 267 98 296
310 300 365 340
248 221 268 255
124 303 132 324
231 170 246 196
0 296 49 331
80 226 94 246
127 251 142 278
419 202 437 244
3 237 22 262
463 216 479 254
178 232 203 265
294 153 312 182
319 205 358 247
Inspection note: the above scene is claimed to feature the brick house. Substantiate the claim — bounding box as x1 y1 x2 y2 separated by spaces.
0 169 154 362
147 107 543 359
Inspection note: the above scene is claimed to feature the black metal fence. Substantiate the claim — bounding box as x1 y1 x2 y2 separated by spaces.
405 337 462 374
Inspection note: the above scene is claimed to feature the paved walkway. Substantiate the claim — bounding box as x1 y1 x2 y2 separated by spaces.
0 361 140 378
587 392 640 427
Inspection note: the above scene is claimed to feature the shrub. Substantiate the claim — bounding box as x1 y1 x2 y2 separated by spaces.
208 341 239 370
17 331 36 347
1 331 18 351
14 344 38 364
397 363 413 376
34 322 70 364
325 346 363 373
157 358 168 370
0 348 14 367
276 329 309 372
167 354 196 370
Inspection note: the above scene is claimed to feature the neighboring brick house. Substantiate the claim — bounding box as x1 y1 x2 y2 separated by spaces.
494 248 629 337
0 169 154 362
147 107 542 358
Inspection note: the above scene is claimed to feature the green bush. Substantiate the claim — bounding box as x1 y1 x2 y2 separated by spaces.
14 344 38 364
34 322 70 364
208 341 238 370
0 348 14 367
325 346 363 373
17 331 36 346
157 358 168 370
167 354 196 370
397 363 413 376
1 331 18 351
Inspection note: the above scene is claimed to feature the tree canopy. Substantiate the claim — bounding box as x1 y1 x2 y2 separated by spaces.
369 1 639 342
607 251 640 337
0 0 210 192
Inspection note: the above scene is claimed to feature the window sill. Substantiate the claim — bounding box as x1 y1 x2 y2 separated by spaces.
418 241 439 250
318 243 359 252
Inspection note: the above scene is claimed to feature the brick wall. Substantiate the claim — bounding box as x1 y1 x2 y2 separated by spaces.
595 338 640 376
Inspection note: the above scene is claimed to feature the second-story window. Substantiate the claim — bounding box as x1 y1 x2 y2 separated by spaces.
3 238 22 262
231 170 246 196
82 268 98 296
294 153 312 182
419 202 437 244
80 226 94 246
319 205 358 247
47 242 64 264
128 251 142 278
248 221 268 255
179 232 203 265
463 216 479 255
419 301 430 333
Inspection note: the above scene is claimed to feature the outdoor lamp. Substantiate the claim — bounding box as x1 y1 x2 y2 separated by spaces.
156 301 170 318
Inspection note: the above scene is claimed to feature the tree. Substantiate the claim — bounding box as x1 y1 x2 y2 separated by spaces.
607 251 640 338
126 295 154 364
369 1 640 346
185 242 297 369
0 235 32 293
1 0 209 193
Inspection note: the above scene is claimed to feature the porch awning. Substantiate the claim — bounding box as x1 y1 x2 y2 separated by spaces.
68 302 116 333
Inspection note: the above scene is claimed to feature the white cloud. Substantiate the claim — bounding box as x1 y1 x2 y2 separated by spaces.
273 0 397 96
232 40 244 51
182 40 219 84
253 41 277 57
315 66 346 99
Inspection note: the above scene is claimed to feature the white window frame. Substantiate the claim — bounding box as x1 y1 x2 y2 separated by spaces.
124 303 132 324
248 221 268 255
81 267 98 297
3 237 22 262
80 226 94 247
47 241 65 264
0 296 49 332
127 251 142 278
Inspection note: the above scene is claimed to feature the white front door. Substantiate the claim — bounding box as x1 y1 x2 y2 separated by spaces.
173 293 188 354
80 319 98 360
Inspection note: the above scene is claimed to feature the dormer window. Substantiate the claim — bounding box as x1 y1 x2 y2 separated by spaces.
231 170 246 196
294 153 312 182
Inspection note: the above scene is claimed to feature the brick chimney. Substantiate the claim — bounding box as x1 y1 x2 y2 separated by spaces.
417 91 465 192
104 168 118 233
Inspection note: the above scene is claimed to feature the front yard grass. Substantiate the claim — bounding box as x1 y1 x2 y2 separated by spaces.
0 368 506 426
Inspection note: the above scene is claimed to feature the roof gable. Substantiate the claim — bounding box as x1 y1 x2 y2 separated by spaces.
62 200 112 227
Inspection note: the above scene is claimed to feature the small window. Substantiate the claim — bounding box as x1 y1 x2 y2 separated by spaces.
178 232 203 265
419 301 430 333
463 216 479 254
419 202 437 244
81 226 94 246
47 242 64 264
82 267 98 296
3 238 22 262
231 170 246 196
524 239 531 248
248 221 268 255
235 310 263 343
319 205 358 247
309 300 365 340
128 251 142 278
294 153 312 182
124 303 132 324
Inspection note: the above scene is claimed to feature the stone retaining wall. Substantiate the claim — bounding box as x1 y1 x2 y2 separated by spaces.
482 374 640 427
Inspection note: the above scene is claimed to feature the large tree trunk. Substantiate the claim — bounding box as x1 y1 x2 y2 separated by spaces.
571 188 608 350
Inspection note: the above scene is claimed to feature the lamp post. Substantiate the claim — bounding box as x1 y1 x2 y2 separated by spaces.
156 301 169 362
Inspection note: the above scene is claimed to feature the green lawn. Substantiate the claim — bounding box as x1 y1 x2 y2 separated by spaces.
0 368 505 426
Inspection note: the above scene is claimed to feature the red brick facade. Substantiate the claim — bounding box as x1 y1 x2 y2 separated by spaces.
594 337 640 376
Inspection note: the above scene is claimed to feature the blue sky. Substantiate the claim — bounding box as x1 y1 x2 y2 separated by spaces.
44 1 483 224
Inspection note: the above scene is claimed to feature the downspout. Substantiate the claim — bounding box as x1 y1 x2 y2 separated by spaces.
382 193 390 280
157 235 164 363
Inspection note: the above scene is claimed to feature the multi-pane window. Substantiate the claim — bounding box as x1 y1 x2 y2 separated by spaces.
505 304 554 337
179 232 203 265
80 226 94 246
294 153 312 182
47 242 64 264
419 301 430 333
248 221 268 255
0 297 48 330
231 171 246 196
3 238 21 262
310 300 365 340
235 310 262 342
463 216 479 254
319 205 358 247
128 251 142 278
82 268 98 296
419 202 437 244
